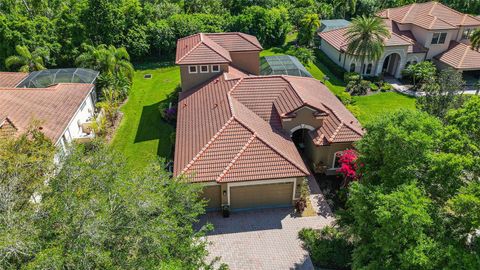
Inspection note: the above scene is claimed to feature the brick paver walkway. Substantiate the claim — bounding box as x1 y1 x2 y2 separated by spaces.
198 177 334 270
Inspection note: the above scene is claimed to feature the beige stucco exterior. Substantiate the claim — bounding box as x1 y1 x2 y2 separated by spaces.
281 106 324 132
180 64 229 91
230 51 260 75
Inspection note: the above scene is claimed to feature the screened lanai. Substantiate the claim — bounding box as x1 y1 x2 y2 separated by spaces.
260 55 312 77
17 68 99 88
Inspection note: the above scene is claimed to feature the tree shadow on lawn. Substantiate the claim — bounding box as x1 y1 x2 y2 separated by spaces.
133 60 175 71
134 102 174 159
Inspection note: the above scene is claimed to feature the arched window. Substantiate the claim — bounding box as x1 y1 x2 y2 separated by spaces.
350 63 356 72
366 63 373 74
333 151 343 168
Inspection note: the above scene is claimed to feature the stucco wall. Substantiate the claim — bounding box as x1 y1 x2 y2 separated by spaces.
320 40 344 68
281 107 323 132
63 91 96 143
304 140 354 172
180 64 229 91
230 51 260 75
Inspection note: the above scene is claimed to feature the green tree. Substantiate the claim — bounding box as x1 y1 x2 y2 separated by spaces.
5 45 49 72
346 182 438 270
471 28 480 51
286 46 315 65
402 61 437 87
0 125 55 269
230 6 291 47
417 68 465 120
297 13 320 46
345 16 390 77
75 44 134 81
83 0 125 46
26 142 214 269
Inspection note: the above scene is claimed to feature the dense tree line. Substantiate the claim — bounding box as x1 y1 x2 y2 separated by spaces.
1 0 478 70
0 132 220 269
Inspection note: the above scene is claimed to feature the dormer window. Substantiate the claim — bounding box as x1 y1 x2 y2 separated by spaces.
211 65 220 72
188 66 197 73
431 32 447 45
200 65 209 73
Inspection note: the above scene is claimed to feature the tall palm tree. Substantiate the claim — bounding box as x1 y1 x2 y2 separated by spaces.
471 28 480 51
5 45 49 72
345 16 391 77
76 44 134 80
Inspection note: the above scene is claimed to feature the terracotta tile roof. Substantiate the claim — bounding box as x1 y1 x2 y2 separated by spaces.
319 20 426 54
0 83 93 143
175 32 262 65
378 1 480 30
174 71 363 183
435 41 480 70
0 72 28 87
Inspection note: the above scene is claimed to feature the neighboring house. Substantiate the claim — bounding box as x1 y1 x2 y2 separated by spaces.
174 32 363 211
0 69 98 156
318 19 351 33
318 1 480 79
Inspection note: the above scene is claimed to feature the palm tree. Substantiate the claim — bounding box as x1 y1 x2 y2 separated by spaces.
5 45 49 72
345 16 391 77
76 44 134 80
471 28 480 51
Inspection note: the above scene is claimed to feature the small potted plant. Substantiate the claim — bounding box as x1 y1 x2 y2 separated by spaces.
222 204 230 218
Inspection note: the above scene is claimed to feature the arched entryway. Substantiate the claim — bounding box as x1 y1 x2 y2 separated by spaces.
291 128 310 149
381 53 401 77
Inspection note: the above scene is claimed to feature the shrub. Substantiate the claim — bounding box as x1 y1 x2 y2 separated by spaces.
299 227 352 269
347 80 370 96
381 82 393 92
344 72 360 84
159 102 177 123
370 83 379 91
337 91 352 105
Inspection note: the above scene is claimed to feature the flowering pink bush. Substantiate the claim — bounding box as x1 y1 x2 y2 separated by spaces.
336 150 359 186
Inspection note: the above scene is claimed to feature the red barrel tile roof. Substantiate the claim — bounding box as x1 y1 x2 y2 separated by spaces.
435 41 480 70
0 72 28 87
377 1 480 30
0 83 93 143
175 32 262 65
174 72 363 183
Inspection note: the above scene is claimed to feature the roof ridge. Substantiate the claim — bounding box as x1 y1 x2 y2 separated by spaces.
322 102 363 136
401 3 416 23
180 116 235 174
329 122 344 142
201 37 232 62
458 41 469 68
176 41 202 64
236 32 263 50
216 132 257 182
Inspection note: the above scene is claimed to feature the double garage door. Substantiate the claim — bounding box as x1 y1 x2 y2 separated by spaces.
230 182 294 210
202 182 294 211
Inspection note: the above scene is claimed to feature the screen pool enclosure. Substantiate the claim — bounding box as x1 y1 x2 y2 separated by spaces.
17 68 99 88
260 55 312 77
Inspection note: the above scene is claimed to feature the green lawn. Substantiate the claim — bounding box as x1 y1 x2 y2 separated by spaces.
111 62 179 170
352 92 416 124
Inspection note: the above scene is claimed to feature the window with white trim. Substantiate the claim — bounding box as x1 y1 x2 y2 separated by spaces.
431 32 447 45
188 66 197 73
200 65 209 73
332 151 342 168
211 65 220 72
350 63 356 72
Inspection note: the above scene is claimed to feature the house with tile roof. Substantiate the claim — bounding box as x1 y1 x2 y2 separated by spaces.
174 32 363 211
0 70 97 155
318 1 480 80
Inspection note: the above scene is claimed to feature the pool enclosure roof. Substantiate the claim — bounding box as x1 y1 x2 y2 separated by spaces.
318 19 351 32
260 55 312 77
17 68 99 88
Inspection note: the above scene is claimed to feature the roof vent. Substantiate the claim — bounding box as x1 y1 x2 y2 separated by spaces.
350 121 354 124
214 79 219 84
183 103 187 108
213 103 218 108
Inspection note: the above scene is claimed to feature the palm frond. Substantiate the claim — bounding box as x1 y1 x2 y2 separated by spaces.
5 55 26 70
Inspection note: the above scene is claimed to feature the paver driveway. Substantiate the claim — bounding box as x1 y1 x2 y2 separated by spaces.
198 177 334 270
